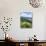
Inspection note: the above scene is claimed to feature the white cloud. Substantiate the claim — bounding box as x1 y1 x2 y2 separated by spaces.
20 12 32 18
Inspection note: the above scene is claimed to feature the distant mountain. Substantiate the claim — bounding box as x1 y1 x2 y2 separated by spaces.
21 16 32 19
21 17 32 20
20 17 32 23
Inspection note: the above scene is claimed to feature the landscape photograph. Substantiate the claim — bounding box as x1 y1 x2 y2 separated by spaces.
20 12 32 28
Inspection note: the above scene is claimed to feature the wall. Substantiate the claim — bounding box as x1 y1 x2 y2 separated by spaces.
0 0 46 40
44 15 46 40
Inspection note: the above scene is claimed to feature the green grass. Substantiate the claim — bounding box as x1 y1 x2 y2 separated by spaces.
20 17 32 28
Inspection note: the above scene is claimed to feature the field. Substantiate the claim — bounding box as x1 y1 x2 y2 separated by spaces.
20 17 32 28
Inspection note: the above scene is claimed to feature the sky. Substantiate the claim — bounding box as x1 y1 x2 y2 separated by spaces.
20 12 32 18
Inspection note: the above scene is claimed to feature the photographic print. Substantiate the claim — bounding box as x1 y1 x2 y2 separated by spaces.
20 12 32 28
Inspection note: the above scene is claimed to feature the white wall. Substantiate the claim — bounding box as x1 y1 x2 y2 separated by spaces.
0 0 46 40
33 9 46 40
44 15 46 40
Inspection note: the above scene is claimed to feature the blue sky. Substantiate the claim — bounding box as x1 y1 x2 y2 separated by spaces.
20 12 32 18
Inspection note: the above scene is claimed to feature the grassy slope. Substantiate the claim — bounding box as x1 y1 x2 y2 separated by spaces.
20 17 32 28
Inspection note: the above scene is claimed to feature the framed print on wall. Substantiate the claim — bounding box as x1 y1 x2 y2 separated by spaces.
20 11 33 28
